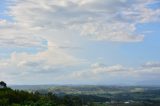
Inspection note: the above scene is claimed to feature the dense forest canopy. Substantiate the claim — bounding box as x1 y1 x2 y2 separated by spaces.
0 87 83 106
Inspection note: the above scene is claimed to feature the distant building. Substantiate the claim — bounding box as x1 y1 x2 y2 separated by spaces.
124 101 130 104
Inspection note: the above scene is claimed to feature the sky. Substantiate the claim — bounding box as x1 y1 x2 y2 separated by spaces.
0 0 160 85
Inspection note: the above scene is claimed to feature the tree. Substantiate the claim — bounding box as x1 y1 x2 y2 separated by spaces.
0 81 7 88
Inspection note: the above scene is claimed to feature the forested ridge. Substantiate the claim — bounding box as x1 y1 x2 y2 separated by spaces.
0 87 85 106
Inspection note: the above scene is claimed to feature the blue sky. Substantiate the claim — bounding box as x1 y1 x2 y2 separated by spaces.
0 0 160 85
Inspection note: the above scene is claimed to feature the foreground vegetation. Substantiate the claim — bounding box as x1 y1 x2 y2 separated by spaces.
1 86 160 106
1 81 160 106
0 87 85 106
